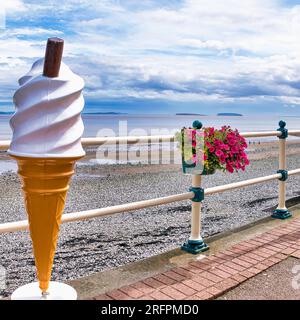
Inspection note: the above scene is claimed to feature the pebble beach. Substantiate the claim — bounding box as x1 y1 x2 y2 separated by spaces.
0 140 300 297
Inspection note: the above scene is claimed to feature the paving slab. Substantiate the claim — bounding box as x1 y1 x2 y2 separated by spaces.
218 257 300 300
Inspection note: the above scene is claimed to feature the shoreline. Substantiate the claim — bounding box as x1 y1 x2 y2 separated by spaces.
0 141 300 296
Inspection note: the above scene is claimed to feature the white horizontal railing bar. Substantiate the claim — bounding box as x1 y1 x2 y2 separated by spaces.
0 130 287 150
0 220 28 233
1 167 300 234
288 168 300 176
205 173 282 195
76 132 283 144
61 192 194 222
81 135 175 146
289 130 300 136
4 129 300 151
0 136 176 150
0 191 194 234
240 131 280 138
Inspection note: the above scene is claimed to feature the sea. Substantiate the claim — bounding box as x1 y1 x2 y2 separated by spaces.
1 113 300 139
1 114 300 173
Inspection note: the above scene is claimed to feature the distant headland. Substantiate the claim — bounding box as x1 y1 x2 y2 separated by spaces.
83 112 128 115
175 112 243 116
0 111 13 115
176 113 207 116
217 113 243 116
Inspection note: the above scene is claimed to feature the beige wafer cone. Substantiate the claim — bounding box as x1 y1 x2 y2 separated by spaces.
11 155 81 293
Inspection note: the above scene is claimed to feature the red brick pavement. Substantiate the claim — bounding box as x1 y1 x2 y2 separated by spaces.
92 217 300 300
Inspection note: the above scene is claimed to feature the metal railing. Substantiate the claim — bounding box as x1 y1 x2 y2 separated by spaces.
1 122 300 254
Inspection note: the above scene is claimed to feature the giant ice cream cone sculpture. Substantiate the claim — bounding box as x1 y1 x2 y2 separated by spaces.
8 38 85 299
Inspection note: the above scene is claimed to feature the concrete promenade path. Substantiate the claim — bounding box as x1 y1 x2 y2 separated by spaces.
71 204 300 300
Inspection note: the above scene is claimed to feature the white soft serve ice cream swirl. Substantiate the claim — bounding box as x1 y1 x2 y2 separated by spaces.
8 58 85 158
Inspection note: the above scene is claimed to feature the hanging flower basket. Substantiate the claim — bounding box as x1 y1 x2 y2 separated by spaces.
177 123 250 175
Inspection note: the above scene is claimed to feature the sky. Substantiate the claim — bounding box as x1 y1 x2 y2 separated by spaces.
1 0 300 115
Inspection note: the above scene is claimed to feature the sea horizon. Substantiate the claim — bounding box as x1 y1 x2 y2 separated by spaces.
1 113 300 140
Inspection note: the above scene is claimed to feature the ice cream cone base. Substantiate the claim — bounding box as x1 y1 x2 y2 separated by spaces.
10 155 82 295
11 281 77 300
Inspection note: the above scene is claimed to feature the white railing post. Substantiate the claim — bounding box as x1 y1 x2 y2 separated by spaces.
272 120 291 219
181 119 209 254
181 174 208 254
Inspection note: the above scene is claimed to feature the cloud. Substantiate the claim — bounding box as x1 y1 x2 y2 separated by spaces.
1 0 300 112
2 0 27 13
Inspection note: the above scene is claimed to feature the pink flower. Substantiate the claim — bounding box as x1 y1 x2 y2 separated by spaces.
226 164 234 173
228 139 236 146
240 152 247 159
235 162 241 169
209 147 215 153
231 146 238 154
214 139 222 146
215 150 223 157
220 155 226 163
222 144 229 151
